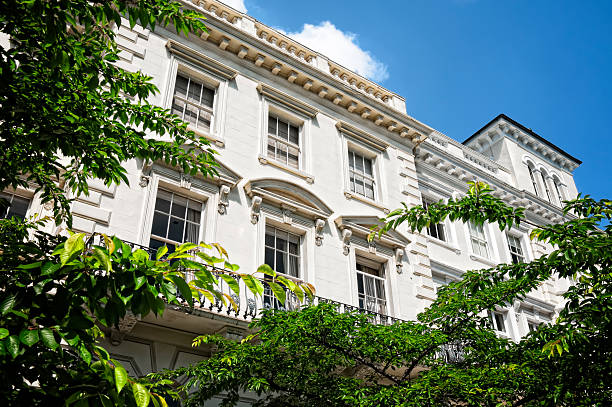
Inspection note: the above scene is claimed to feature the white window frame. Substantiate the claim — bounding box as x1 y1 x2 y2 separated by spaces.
140 171 216 249
354 255 388 315
258 94 313 182
341 138 386 210
527 164 540 196
348 149 376 201
164 58 229 147
265 111 303 171
0 190 31 220
506 233 525 264
421 197 447 243
488 310 508 334
468 221 490 259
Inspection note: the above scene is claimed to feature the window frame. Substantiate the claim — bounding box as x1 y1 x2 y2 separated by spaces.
422 197 447 243
354 255 388 316
488 310 507 334
0 191 31 220
265 112 302 170
347 149 377 201
506 233 525 264
164 58 229 147
468 221 490 259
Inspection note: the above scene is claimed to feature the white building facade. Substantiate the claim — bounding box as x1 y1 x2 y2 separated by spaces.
2 0 582 401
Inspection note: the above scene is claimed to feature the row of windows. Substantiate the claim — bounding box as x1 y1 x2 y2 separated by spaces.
423 198 527 265
527 164 565 206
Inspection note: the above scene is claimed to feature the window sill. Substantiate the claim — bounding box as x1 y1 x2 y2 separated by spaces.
258 155 314 184
343 190 390 214
188 125 225 148
469 254 497 267
426 236 461 255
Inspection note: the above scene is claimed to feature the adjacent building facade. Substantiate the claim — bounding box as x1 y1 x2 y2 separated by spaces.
2 0 582 403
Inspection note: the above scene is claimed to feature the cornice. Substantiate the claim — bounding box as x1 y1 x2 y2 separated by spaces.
336 121 389 152
166 39 237 80
175 0 435 147
257 82 318 118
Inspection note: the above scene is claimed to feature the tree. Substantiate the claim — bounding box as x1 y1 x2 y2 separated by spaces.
0 0 217 225
170 183 612 406
0 1 311 405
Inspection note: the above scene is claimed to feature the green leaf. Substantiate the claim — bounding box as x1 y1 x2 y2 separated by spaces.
242 274 264 296
61 233 85 266
257 264 276 278
155 245 168 260
218 274 240 296
0 294 16 316
0 328 9 340
169 275 192 306
267 282 286 305
17 261 42 270
114 363 128 393
40 328 58 350
79 342 92 364
19 329 39 347
93 247 111 272
132 382 150 407
134 275 147 290
6 335 19 358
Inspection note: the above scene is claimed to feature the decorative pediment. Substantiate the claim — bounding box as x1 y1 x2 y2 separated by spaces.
334 216 410 250
166 39 237 80
257 83 318 118
244 178 332 220
336 121 389 152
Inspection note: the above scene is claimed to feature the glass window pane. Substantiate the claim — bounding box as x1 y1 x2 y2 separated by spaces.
171 99 185 118
201 86 214 108
357 273 364 294
275 251 286 274
268 115 277 135
186 202 201 223
151 212 169 238
288 256 299 278
167 217 185 242
276 235 287 252
355 153 364 172
289 125 299 145
187 80 202 103
364 179 374 199
171 195 188 218
354 175 365 195
348 151 354 169
265 230 275 247
183 222 200 243
174 75 188 98
288 146 299 169
264 247 275 268
267 139 276 158
277 143 288 164
278 119 288 140
197 110 211 131
7 196 29 219
183 105 198 125
364 157 373 176
155 190 172 213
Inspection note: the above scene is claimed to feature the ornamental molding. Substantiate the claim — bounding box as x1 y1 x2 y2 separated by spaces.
334 216 410 252
176 0 434 147
166 39 238 80
257 83 318 118
336 121 389 152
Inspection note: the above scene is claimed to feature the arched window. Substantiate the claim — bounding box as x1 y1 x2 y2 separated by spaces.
539 169 552 202
527 165 539 196
552 176 565 206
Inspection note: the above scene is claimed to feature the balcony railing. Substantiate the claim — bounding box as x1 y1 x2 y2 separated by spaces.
85 235 465 362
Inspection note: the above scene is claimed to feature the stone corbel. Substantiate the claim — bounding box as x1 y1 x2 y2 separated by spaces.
180 173 192 190
250 196 262 224
281 204 294 225
139 159 154 187
217 184 231 214
315 219 325 246
395 248 404 274
342 228 352 255
368 240 377 254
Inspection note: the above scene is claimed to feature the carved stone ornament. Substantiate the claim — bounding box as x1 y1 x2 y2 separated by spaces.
395 248 404 274
180 173 192 190
281 205 294 225
250 196 262 224
218 184 231 214
315 219 325 246
342 228 352 255
43 201 54 211
139 159 153 187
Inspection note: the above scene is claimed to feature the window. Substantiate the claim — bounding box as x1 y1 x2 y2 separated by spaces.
527 321 539 333
527 165 539 196
348 151 375 200
356 257 387 315
422 199 446 242
507 235 525 264
263 226 301 309
553 180 564 206
540 172 552 202
171 74 215 133
267 115 300 169
149 189 203 252
468 222 489 258
488 311 506 333
0 192 30 220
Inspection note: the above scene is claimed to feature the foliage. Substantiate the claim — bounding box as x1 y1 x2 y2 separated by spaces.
0 217 313 406
170 182 612 406
0 0 218 225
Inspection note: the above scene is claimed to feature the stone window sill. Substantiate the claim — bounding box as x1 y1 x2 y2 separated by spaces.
469 254 497 267
343 190 390 214
189 125 226 148
258 155 314 184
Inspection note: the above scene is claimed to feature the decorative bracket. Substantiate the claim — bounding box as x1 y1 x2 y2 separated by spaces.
395 248 404 274
250 196 262 224
368 241 377 254
139 159 154 187
180 173 192 190
281 204 294 225
315 219 325 246
218 184 231 214
342 228 352 256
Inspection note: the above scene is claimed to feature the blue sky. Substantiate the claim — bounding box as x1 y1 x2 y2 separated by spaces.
223 0 611 201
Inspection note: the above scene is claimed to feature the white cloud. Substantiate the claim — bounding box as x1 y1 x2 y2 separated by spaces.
281 21 389 82
218 0 247 13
